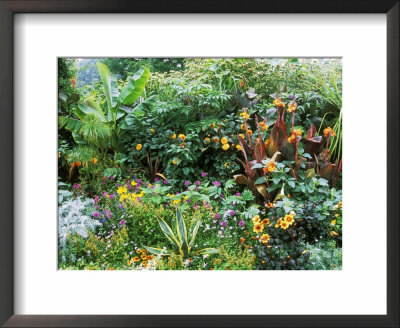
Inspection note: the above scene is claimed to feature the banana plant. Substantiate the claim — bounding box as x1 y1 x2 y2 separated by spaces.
144 207 218 258
59 62 155 152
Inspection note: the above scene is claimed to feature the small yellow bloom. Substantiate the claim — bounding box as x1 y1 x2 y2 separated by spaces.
172 158 178 165
131 181 137 186
136 144 142 151
178 134 186 140
236 145 242 151
330 231 339 237
266 202 274 208
263 160 276 173
239 133 245 139
150 128 155 133
280 220 289 230
241 124 246 130
253 222 264 233
210 123 215 128
283 214 295 225
117 186 128 195
222 144 230 151
264 139 271 147
221 137 228 145
294 129 302 136
335 213 339 218
171 133 176 139
90 158 98 164
205 137 211 143
260 233 270 244
246 130 253 136
252 215 260 224
331 220 336 225
275 218 282 228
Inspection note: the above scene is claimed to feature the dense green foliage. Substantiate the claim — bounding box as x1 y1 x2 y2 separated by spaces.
58 58 342 270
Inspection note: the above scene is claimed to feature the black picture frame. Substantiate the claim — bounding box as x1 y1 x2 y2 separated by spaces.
0 1 398 327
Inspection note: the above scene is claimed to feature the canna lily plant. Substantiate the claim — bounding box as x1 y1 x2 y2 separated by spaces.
144 207 218 258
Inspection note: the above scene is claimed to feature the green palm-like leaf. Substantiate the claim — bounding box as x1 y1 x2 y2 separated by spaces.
118 67 150 105
77 103 107 122
156 217 181 251
79 114 111 146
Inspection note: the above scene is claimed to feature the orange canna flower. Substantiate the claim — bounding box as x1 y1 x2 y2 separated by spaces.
287 101 297 113
323 127 336 138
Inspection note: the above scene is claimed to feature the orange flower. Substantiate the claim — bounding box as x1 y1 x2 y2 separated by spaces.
264 139 271 147
240 81 244 87
266 202 274 208
178 134 186 140
273 97 285 108
240 237 245 243
294 129 302 136
71 77 76 88
213 137 220 143
142 261 148 268
210 123 215 128
283 214 294 225
287 134 296 143
287 101 297 113
246 130 253 136
323 127 336 138
261 219 270 225
136 144 142 151
239 133 245 139
204 137 211 143
75 161 81 167
267 160 276 172
90 158 98 164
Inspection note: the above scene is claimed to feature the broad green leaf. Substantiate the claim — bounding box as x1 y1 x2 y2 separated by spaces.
119 96 157 129
97 62 117 114
59 116 83 133
78 103 107 122
255 176 267 185
118 67 151 105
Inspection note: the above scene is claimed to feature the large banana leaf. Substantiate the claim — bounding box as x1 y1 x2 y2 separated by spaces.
77 104 107 122
119 96 157 130
118 67 151 105
59 116 83 133
97 62 118 114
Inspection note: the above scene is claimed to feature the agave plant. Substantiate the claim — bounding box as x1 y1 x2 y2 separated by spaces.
59 62 154 153
144 208 218 258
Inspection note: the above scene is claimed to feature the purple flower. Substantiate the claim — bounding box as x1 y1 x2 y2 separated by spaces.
230 210 236 216
184 180 190 187
94 195 100 204
236 192 241 197
215 213 221 219
105 209 113 218
193 204 198 209
195 181 200 186
238 220 245 227
109 194 114 199
150 185 155 189
221 221 227 227
127 184 131 190
214 181 221 187
110 176 114 180
93 212 100 218
163 180 169 184
220 193 224 198
289 94 296 100
120 219 126 226
154 177 160 182
205 202 210 208
136 179 142 184
118 203 124 209
201 172 207 177
102 192 108 198
195 187 200 191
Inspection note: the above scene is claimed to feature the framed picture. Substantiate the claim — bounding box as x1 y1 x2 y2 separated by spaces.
0 1 398 327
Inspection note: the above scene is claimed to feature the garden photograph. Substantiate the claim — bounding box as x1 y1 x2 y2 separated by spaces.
58 57 342 270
